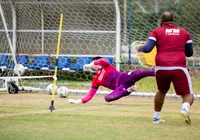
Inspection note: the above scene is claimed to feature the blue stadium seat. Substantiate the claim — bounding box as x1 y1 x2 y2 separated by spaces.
17 55 29 68
0 55 9 68
8 55 29 69
105 57 114 65
50 56 71 70
28 56 49 70
69 56 92 71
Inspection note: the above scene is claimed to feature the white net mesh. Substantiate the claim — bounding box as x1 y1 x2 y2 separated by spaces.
0 0 199 98
119 0 200 97
0 0 117 93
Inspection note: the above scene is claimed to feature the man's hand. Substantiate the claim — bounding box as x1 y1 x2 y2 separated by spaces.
135 46 140 52
68 99 82 104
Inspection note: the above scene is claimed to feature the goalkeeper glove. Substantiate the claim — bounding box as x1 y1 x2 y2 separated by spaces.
68 99 82 104
83 62 94 71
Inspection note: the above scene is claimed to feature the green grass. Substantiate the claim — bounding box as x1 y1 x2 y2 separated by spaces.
0 93 200 140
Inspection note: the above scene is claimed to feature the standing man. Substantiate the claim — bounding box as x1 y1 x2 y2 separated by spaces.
137 11 194 124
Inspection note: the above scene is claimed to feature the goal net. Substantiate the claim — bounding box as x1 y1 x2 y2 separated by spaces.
0 0 200 99
0 0 119 93
119 0 200 99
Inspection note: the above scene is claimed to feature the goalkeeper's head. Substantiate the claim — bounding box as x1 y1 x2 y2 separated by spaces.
91 56 102 72
83 56 102 72
160 11 174 26
92 56 102 61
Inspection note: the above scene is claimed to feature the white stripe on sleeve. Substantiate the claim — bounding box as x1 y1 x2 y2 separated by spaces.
186 40 192 44
148 36 157 41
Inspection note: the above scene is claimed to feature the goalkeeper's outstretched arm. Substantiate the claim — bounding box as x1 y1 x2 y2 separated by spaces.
83 58 110 71
68 57 111 104
68 87 98 104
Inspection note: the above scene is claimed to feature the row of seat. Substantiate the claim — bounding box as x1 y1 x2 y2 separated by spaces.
0 55 114 71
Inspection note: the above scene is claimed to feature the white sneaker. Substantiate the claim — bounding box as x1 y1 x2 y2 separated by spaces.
180 109 191 124
153 117 165 124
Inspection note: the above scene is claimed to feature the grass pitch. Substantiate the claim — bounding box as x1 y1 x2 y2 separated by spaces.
0 92 200 140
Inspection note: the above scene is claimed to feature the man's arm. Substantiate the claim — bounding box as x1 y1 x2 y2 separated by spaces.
138 39 156 53
68 87 98 104
83 58 109 71
185 41 193 57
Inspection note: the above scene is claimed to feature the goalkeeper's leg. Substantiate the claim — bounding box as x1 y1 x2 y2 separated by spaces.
131 69 155 82
118 69 155 87
104 85 131 102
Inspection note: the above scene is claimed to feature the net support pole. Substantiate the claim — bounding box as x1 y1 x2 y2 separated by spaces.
11 0 17 54
127 0 133 65
113 0 121 71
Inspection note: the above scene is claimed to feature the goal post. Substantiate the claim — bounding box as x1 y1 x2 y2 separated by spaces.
0 2 25 91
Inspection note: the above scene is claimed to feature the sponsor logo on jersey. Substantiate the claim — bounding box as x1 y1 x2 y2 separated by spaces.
98 69 105 81
165 29 180 35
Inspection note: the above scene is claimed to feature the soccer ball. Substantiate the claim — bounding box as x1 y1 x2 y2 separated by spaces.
14 64 25 75
46 83 58 95
57 86 69 98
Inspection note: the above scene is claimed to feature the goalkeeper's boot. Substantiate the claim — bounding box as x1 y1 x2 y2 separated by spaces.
180 109 191 124
153 117 165 124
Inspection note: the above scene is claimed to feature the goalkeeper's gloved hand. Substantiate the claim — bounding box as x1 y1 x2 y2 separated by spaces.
68 99 82 104
83 62 94 71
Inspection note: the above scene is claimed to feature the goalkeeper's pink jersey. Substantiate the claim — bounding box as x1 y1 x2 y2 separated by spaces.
149 24 192 67
91 58 120 90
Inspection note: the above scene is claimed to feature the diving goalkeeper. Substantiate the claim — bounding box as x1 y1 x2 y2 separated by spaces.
68 57 155 104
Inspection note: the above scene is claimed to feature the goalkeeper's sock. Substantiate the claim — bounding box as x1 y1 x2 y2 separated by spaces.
127 85 137 92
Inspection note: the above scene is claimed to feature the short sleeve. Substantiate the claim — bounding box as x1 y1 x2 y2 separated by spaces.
148 29 157 42
186 32 192 43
